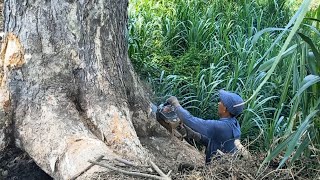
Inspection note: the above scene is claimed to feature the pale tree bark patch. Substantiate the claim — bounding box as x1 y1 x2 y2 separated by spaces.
0 32 25 151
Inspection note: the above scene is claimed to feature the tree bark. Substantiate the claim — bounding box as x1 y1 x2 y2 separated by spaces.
0 0 203 179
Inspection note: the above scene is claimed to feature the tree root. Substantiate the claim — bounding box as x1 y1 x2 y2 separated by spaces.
113 157 149 167
88 158 171 180
148 159 171 178
70 155 104 180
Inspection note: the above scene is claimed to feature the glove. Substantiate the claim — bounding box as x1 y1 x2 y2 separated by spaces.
166 96 180 107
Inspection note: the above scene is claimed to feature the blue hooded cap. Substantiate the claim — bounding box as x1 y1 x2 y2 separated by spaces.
219 90 244 117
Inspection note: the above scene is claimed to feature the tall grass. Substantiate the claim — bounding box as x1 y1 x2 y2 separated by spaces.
129 0 320 172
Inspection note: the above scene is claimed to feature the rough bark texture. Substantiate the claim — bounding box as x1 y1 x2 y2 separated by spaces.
0 0 12 153
0 0 203 179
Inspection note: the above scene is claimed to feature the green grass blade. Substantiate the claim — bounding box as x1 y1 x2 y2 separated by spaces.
258 44 298 72
290 136 311 165
304 17 320 23
290 75 320 104
278 109 319 168
259 133 294 171
251 28 286 45
297 32 320 61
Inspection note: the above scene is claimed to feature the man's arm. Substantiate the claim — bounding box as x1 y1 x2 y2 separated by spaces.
166 96 220 138
175 106 217 138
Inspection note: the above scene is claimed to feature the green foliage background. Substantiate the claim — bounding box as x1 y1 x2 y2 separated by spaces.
128 0 320 173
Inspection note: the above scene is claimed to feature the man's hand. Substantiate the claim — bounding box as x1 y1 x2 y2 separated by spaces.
166 96 180 107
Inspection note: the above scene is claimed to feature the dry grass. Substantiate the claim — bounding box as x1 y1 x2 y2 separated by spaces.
173 153 320 180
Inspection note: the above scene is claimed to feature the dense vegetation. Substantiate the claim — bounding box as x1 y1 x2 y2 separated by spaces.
128 0 320 175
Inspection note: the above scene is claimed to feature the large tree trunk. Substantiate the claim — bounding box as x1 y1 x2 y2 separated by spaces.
0 0 203 179
0 0 148 178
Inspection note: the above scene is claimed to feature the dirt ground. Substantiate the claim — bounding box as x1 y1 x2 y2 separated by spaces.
0 147 52 180
84 146 320 180
1 142 319 180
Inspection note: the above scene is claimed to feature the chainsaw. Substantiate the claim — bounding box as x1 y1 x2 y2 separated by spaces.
151 102 186 139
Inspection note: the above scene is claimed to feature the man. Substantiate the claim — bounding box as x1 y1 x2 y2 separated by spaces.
167 89 244 164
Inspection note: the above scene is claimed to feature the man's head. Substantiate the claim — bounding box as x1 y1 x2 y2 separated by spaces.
218 90 244 118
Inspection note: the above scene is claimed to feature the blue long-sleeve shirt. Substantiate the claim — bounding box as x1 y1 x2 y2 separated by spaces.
175 106 241 163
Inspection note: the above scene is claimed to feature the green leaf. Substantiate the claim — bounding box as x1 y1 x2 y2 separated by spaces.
244 0 312 105
290 136 311 165
251 28 286 45
258 44 298 72
278 110 319 168
259 133 294 171
290 75 320 104
304 17 320 23
307 52 319 75
252 2 307 71
258 58 275 72
303 24 320 36
297 32 320 62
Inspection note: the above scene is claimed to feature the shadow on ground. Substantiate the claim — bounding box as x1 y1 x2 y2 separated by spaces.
0 147 52 180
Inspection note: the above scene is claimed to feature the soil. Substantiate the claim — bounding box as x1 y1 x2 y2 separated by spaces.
0 147 52 180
